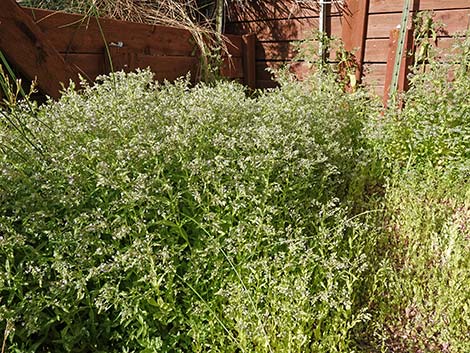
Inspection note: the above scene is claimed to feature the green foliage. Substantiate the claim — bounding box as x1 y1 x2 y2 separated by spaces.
0 70 378 352
364 34 470 353
372 36 470 171
412 11 444 71
292 31 361 91
370 169 470 353
1 32 470 353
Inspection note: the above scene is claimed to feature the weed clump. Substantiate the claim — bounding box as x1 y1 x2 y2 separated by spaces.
365 36 470 352
1 70 378 352
1 32 470 353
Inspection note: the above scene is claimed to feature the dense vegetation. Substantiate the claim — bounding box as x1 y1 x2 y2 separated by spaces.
1 38 469 352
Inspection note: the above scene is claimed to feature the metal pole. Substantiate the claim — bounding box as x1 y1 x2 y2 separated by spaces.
389 0 412 99
319 0 329 62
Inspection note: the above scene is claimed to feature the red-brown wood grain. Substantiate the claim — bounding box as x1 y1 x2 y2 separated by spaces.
342 0 370 82
0 2 248 98
242 33 256 89
227 0 470 93
0 0 80 98
369 0 470 14
227 0 342 23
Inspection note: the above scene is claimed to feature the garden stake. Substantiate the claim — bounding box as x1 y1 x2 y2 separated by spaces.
389 0 412 102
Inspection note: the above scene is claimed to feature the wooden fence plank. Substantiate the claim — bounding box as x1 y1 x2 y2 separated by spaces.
102 47 205 82
342 0 370 82
370 0 470 14
368 8 470 38
362 62 386 95
256 62 277 82
228 0 342 23
22 7 244 83
256 40 360 62
242 33 256 88
224 34 243 57
383 28 414 104
256 41 296 61
364 36 459 63
107 52 242 81
398 29 415 93
63 53 105 81
135 55 199 82
0 0 80 98
383 29 399 101
255 60 315 82
363 63 386 82
364 38 390 62
228 0 470 93
24 8 243 58
226 16 343 41
221 56 244 79
23 8 198 56
8 1 465 95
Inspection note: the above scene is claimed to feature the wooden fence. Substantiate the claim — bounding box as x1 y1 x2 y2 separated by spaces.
0 0 254 99
227 0 470 95
2 0 470 98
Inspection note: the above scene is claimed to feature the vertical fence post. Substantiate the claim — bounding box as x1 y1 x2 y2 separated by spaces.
399 29 415 93
383 29 400 104
383 28 415 107
319 0 329 62
342 0 370 83
242 33 256 89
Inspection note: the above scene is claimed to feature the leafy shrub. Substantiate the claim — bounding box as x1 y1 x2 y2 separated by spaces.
373 37 470 170
365 35 470 353
4 31 468 352
369 169 470 353
0 70 377 352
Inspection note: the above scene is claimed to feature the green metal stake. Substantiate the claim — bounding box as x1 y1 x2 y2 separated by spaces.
389 0 412 101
